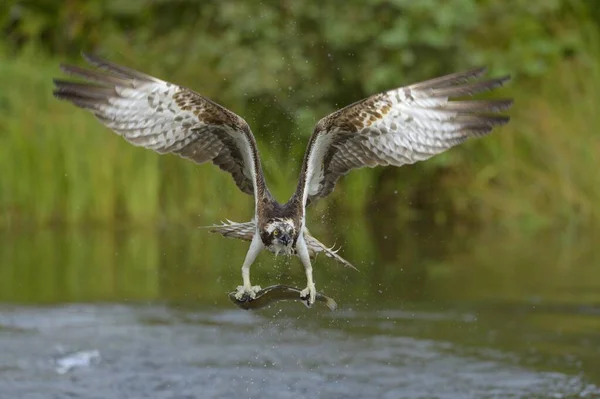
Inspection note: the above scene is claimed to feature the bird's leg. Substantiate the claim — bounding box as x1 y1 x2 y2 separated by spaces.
296 233 317 307
234 234 264 300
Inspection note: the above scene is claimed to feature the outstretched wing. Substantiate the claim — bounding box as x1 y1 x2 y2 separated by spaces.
53 53 266 202
295 67 513 208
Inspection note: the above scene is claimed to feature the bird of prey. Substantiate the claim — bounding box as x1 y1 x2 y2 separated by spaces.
53 53 512 306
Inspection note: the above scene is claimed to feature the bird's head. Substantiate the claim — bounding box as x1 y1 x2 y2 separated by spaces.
262 218 296 255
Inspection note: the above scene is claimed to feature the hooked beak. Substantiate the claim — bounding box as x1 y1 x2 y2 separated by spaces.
280 234 291 246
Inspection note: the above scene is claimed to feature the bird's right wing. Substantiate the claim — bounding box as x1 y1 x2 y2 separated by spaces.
295 67 512 209
53 53 267 206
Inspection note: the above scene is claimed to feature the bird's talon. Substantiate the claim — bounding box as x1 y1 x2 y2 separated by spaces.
300 284 317 307
234 285 262 301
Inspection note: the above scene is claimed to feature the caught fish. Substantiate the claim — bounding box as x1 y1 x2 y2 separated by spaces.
229 284 337 311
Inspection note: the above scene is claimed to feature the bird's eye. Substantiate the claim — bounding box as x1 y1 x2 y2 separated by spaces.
273 230 279 236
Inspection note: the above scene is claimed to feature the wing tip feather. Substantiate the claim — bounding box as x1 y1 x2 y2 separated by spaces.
409 66 490 91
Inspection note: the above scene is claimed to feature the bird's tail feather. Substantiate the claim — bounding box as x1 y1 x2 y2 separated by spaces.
304 231 358 271
202 220 255 242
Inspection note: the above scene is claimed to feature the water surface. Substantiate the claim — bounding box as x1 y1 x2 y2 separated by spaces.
1 223 598 398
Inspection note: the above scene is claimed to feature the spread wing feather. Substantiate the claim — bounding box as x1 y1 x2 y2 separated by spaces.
296 67 512 208
53 53 265 201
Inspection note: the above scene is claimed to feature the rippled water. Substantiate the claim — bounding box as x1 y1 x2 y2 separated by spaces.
1 225 599 398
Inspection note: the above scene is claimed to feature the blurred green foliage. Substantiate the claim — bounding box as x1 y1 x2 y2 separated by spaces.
0 0 598 229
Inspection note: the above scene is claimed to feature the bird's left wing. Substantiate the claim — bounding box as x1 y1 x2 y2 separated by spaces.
53 53 267 203
294 67 513 209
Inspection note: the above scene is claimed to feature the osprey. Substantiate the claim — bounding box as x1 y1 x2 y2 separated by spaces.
53 54 512 306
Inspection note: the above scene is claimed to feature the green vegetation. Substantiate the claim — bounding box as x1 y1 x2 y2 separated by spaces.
1 1 598 230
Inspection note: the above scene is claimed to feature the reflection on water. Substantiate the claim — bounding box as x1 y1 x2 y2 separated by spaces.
1 221 599 398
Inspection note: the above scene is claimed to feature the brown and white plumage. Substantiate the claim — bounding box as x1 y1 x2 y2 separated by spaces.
295 67 512 210
53 53 266 208
53 54 512 307
209 220 357 270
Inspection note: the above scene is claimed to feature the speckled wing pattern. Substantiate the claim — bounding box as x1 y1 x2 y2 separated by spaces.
53 53 263 199
297 68 513 207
